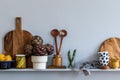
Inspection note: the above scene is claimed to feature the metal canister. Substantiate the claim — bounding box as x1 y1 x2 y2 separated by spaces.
52 54 62 67
16 54 26 69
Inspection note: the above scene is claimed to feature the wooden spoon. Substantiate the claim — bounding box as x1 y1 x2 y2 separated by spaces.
59 29 67 53
51 29 59 55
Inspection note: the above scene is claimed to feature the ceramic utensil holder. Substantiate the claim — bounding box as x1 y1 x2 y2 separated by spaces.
52 54 62 67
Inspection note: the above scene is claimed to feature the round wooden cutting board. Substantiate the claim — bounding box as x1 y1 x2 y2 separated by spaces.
4 17 33 68
99 37 120 59
99 37 120 67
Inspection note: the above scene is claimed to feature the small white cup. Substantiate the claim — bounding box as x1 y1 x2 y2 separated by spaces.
98 51 109 66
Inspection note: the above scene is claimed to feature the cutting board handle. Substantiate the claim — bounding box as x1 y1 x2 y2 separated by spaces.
15 17 22 31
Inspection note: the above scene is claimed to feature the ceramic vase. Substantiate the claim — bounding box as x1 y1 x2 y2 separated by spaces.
98 51 109 66
31 56 48 69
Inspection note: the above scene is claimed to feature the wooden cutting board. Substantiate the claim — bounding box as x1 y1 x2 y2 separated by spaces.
99 37 120 67
4 17 33 68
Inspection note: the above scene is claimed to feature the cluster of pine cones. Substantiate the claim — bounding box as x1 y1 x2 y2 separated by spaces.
24 35 54 56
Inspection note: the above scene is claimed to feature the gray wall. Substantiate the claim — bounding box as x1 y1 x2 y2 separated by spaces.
0 0 120 80
0 71 120 80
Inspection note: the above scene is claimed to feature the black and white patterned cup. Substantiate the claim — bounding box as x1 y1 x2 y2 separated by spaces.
98 51 109 66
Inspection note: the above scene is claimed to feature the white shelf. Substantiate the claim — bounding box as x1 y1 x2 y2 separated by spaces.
0 68 80 72
0 68 120 72
90 69 120 72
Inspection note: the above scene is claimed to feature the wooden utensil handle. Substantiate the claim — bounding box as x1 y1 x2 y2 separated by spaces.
59 37 63 53
55 37 59 55
15 17 22 30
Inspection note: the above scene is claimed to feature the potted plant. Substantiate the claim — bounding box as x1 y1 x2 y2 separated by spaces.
24 35 54 69
32 44 54 69
67 49 76 68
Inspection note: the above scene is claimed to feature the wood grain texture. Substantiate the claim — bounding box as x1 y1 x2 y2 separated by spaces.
99 37 120 67
13 18 24 56
4 17 33 68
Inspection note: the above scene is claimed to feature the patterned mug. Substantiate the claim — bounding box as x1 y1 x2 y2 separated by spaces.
98 51 109 66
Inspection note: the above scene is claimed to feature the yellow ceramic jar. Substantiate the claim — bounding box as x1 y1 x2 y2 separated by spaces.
110 59 119 69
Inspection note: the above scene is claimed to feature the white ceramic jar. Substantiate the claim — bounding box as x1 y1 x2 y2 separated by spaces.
31 56 48 69
98 51 109 66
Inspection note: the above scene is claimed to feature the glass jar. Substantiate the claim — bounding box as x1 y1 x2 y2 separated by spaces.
16 54 26 69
